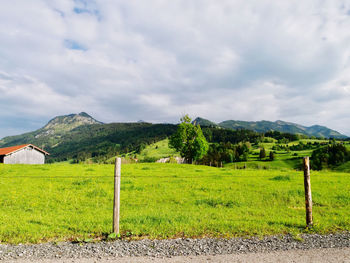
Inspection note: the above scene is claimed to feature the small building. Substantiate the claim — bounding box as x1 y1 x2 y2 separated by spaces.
0 144 49 164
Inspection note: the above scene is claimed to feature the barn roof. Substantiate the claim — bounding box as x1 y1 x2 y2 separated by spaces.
0 144 50 156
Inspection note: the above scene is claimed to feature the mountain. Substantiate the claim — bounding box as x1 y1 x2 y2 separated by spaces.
37 112 102 138
305 125 345 139
219 120 304 134
0 113 177 162
196 118 347 139
192 117 218 127
0 112 102 148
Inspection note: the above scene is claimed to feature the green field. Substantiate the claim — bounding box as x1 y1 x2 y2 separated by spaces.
0 163 349 244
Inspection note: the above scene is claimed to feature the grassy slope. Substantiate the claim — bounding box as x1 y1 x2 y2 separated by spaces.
137 139 179 161
242 139 318 170
0 163 349 244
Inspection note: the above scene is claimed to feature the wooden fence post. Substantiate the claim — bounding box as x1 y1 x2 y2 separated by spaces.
113 157 121 234
303 157 313 227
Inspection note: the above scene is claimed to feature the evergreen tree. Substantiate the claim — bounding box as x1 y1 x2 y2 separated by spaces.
259 147 266 160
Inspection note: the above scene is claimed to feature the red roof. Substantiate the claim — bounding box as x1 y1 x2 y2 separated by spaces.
0 144 49 156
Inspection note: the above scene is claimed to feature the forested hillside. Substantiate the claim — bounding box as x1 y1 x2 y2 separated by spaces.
193 117 347 139
47 123 177 162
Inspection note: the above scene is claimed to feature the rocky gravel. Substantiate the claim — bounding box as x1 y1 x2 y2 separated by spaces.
0 233 349 261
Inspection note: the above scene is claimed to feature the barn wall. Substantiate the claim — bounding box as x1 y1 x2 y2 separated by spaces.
4 146 45 164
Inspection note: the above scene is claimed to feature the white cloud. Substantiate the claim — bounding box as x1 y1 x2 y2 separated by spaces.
1 0 350 137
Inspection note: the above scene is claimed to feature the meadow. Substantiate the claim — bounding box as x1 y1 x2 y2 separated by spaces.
0 163 349 244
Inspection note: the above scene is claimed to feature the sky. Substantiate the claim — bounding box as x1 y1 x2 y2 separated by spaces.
1 0 350 138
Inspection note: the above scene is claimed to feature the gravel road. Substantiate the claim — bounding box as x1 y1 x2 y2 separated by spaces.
4 248 350 263
1 233 349 262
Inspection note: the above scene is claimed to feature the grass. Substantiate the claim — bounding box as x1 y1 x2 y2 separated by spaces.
0 163 349 244
335 161 350 173
121 139 179 162
138 139 179 161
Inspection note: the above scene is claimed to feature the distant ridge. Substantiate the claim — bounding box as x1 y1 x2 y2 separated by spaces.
193 117 347 139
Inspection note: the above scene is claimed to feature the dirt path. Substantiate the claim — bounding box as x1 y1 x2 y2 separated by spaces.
4 247 350 263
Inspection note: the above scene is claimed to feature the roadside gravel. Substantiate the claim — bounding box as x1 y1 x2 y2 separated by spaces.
0 233 349 261
4 248 350 263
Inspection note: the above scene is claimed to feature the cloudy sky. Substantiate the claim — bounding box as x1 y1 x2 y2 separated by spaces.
1 0 350 138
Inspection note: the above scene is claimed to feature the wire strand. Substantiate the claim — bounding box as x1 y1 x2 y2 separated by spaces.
0 174 309 179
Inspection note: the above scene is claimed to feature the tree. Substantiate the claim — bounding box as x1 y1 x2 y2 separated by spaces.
169 115 209 163
311 143 349 170
269 151 275 161
259 147 266 160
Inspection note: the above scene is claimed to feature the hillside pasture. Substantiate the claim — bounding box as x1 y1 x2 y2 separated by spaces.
135 139 179 162
0 163 349 244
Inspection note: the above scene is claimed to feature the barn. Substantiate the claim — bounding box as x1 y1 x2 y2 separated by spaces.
0 144 49 164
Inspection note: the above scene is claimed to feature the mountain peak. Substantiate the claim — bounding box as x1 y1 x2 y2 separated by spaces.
43 112 102 132
192 117 218 127
78 112 92 118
